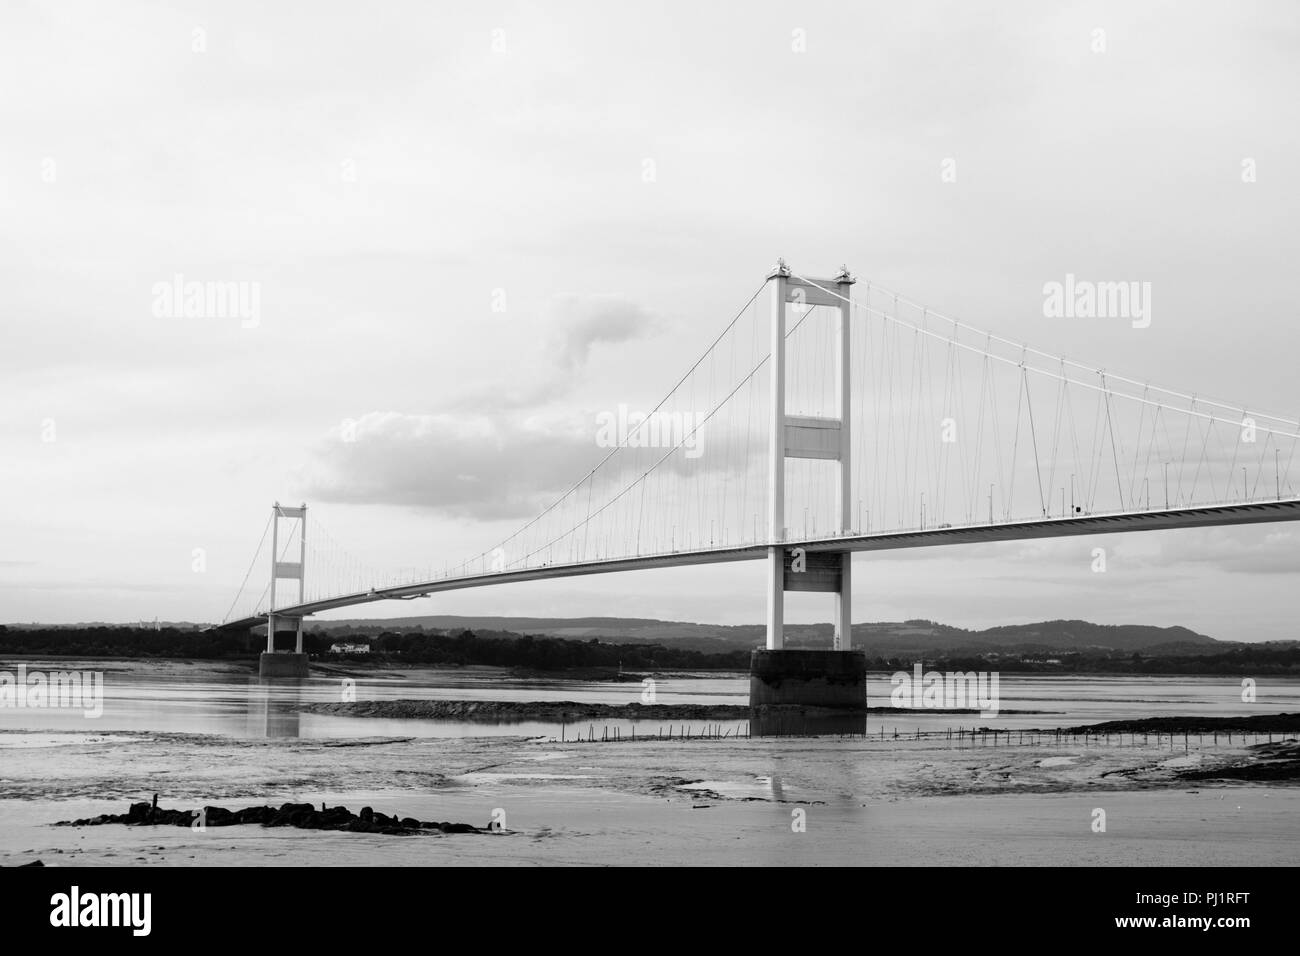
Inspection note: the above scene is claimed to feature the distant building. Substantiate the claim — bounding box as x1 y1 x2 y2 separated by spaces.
329 642 371 655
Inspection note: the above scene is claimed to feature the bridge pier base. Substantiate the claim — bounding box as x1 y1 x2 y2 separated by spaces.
259 651 309 680
749 649 867 735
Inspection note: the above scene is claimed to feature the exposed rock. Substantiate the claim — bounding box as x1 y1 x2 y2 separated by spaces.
55 800 490 836
306 699 751 722
1058 713 1300 735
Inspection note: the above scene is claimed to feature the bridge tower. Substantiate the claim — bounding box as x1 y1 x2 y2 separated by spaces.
259 502 310 679
751 261 867 729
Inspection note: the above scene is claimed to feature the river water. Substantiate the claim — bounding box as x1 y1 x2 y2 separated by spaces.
1 658 1295 740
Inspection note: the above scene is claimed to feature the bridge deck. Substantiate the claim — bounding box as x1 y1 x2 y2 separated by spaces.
221 498 1300 629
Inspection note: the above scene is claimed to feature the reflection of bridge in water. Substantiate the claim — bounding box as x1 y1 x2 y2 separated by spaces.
217 262 1300 731
246 682 301 739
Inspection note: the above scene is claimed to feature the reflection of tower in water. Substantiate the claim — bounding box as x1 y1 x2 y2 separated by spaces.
764 774 785 802
247 681 302 739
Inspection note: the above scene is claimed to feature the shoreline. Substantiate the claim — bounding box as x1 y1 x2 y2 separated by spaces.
304 699 1053 722
299 699 1300 727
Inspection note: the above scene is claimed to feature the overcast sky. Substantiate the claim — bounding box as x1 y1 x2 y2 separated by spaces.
2 1 1299 640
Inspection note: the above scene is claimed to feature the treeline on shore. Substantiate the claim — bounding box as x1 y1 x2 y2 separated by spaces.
2 624 1298 674
324 629 750 669
920 649 1300 675
0 625 250 660
0 625 750 670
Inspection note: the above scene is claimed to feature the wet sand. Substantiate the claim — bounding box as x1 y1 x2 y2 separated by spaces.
2 729 1297 866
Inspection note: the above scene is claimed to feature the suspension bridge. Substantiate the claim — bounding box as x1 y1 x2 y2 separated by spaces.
220 261 1300 694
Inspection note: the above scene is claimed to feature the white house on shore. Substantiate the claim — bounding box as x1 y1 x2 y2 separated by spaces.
328 642 371 655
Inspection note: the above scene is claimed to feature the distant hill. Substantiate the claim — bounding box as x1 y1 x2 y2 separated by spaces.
312 615 1252 657
845 620 1220 656
10 614 1286 659
3 621 201 631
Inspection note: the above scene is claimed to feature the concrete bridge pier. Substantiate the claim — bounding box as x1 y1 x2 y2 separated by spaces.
258 650 309 681
259 651 308 679
749 647 868 735
259 618 308 679
749 263 867 732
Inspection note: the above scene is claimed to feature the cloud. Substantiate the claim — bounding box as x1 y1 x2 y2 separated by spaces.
988 526 1300 577
304 411 606 520
1151 527 1300 576
548 295 657 370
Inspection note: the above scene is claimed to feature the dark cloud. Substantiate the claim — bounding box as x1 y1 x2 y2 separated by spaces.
548 295 657 370
304 412 606 520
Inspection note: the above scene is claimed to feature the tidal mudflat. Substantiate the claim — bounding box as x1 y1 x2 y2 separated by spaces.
3 725 1297 866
